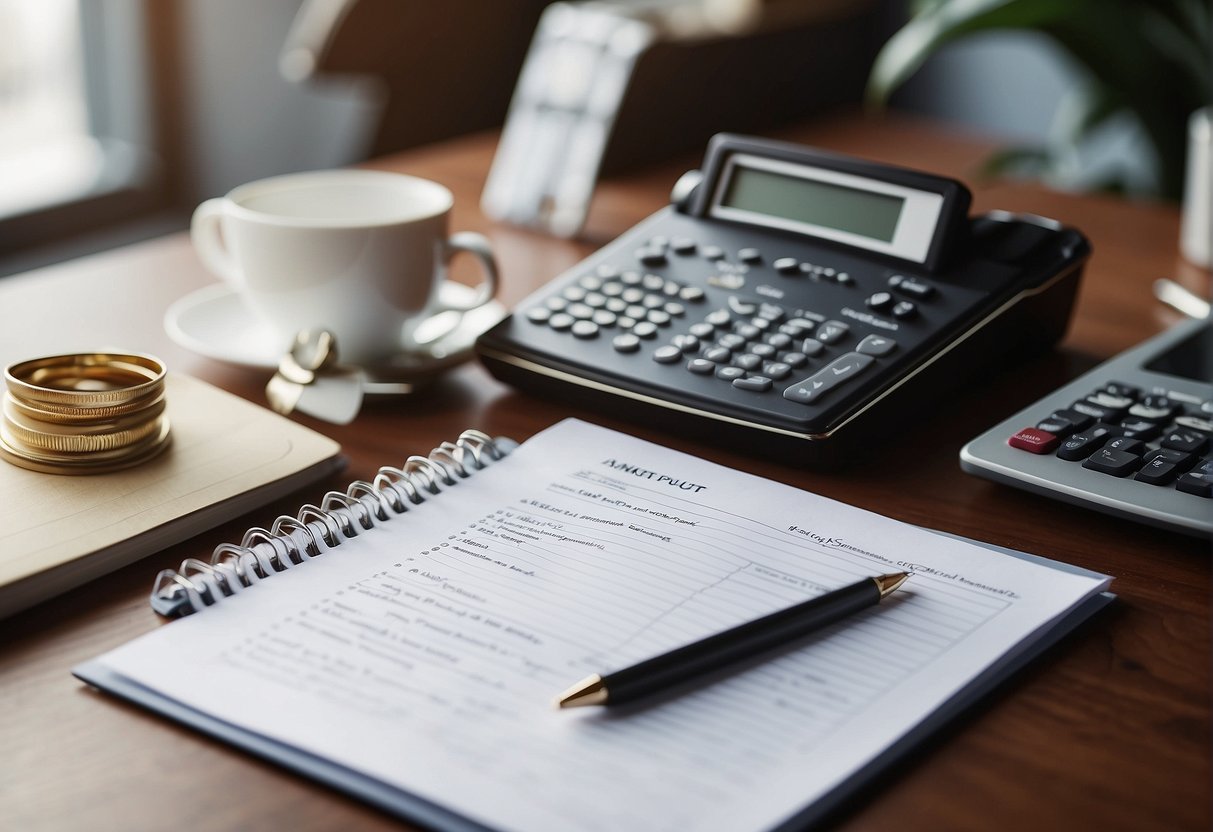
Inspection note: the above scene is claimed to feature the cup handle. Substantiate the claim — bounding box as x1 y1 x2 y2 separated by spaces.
190 198 238 283
437 232 499 311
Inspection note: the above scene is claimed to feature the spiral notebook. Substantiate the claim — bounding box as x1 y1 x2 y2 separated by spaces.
75 419 1113 832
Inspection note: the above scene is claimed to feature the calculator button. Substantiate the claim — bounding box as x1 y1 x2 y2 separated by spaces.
1103 436 1146 456
1134 458 1180 485
612 334 640 353
526 306 551 323
670 238 696 254
562 286 587 302
1175 415 1213 434
591 310 617 327
734 354 762 371
687 358 715 374
1101 382 1141 400
717 334 746 350
653 345 682 363
815 321 850 344
688 322 715 338
596 264 621 279
1008 428 1060 454
763 362 792 380
732 376 772 392
782 353 875 404
664 302 686 317
716 366 745 381
642 274 665 291
781 352 808 368
750 343 776 358
601 282 623 297
856 334 898 357
1126 403 1172 422
890 276 935 299
766 333 792 350
636 248 667 266
1144 447 1197 468
800 338 825 357
647 310 672 326
546 296 568 311
866 292 894 311
1086 392 1134 410
734 323 761 340
643 295 665 309
891 301 918 319
625 304 647 320
679 286 706 302
1036 417 1078 438
548 312 574 331
835 272 853 285
620 271 643 285
1175 470 1213 497
728 296 758 316
774 258 800 274
737 248 762 264
571 320 599 338
1161 429 1208 455
622 288 645 304
632 321 659 339
1071 400 1124 422
1051 408 1094 432
671 334 700 352
578 275 603 290
567 303 594 320
701 245 725 261
703 347 731 363
605 297 627 312
1082 447 1141 477
757 303 785 322
1055 427 1113 461
1117 419 1162 440
706 309 732 326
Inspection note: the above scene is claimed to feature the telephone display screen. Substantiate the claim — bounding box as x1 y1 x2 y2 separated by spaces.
720 165 906 243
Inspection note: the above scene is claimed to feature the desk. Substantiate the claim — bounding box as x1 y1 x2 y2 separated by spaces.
2 114 1209 832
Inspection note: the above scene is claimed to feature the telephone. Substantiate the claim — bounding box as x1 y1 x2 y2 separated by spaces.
475 134 1090 466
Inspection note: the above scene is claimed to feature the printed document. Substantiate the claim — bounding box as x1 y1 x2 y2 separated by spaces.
87 419 1112 831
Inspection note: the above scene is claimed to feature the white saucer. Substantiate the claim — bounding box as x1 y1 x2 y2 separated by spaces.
165 282 507 378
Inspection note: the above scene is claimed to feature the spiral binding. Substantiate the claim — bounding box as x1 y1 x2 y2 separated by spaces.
150 429 517 618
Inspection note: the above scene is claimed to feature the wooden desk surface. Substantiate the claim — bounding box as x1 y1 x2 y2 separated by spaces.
2 114 1209 832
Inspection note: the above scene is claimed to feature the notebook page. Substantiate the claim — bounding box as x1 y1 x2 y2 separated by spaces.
94 419 1110 832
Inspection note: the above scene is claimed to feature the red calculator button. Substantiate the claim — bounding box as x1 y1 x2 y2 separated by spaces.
1009 427 1060 454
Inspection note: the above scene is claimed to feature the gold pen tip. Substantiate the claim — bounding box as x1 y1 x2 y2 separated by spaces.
874 572 910 598
556 674 609 709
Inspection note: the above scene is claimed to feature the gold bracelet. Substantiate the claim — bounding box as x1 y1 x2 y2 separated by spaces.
1 351 172 475
2 410 167 454
5 353 166 407
0 421 172 475
4 391 167 425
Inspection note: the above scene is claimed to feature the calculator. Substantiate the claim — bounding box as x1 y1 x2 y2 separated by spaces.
476 133 1090 465
961 317 1213 537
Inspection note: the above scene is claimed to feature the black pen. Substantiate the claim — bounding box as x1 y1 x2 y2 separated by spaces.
556 572 910 708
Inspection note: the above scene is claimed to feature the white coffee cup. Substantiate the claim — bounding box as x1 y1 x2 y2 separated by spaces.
190 169 499 365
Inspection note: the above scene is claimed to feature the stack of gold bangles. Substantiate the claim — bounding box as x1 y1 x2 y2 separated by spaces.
1 352 171 474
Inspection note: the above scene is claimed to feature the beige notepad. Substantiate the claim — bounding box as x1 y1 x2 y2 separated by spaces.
0 373 341 618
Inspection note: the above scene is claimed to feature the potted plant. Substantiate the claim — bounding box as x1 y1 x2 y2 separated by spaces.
866 0 1211 201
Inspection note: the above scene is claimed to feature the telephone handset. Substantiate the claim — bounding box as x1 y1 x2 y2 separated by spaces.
476 134 1090 466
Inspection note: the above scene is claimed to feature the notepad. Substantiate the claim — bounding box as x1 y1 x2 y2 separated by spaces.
0 373 341 618
75 419 1112 832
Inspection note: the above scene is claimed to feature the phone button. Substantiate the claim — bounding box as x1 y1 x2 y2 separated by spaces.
782 353 874 404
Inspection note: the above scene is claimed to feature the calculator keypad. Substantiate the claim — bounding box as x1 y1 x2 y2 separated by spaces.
1008 382 1212 499
520 236 925 412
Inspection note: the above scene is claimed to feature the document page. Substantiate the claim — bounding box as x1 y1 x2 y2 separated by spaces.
91 419 1111 832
